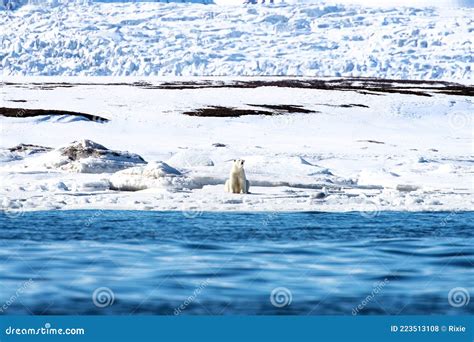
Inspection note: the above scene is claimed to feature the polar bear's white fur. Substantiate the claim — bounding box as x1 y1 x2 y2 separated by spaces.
224 159 250 194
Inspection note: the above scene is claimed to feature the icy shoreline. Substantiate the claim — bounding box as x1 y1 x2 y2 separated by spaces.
1 78 472 213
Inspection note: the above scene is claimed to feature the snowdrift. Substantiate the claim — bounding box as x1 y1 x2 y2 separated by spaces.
109 161 185 191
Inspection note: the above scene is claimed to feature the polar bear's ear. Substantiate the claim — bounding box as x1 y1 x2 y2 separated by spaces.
233 159 236 162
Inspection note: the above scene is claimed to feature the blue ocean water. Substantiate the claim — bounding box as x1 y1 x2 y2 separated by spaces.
0 211 472 315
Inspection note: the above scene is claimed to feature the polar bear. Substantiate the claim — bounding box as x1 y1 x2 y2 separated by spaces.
224 159 250 194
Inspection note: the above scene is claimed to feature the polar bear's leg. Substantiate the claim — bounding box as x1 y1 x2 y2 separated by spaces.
241 179 250 194
241 180 249 194
232 182 240 193
230 176 239 193
224 179 230 192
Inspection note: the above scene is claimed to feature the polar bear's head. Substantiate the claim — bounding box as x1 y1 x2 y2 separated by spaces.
232 159 245 169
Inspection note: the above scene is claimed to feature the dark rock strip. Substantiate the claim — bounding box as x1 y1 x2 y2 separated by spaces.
183 106 273 117
246 104 318 113
183 104 318 117
357 140 385 144
0 107 109 122
2 78 472 97
8 143 53 154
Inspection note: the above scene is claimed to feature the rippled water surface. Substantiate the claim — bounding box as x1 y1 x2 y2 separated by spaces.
0 211 472 315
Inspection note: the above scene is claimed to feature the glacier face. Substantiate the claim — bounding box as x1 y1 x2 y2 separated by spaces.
0 1 472 80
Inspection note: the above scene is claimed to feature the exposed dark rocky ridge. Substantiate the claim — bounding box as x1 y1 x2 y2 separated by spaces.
0 107 109 122
8 143 53 154
183 104 318 117
3 78 471 97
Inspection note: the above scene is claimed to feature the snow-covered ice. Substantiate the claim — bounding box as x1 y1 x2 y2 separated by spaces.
39 139 147 173
110 161 185 191
1 1 473 80
0 77 472 212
